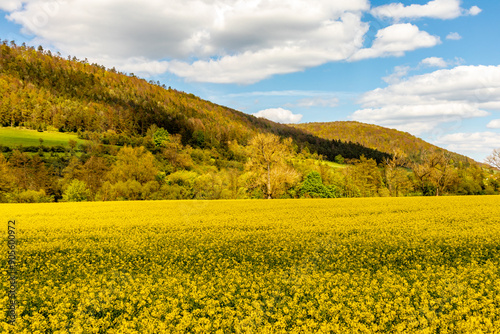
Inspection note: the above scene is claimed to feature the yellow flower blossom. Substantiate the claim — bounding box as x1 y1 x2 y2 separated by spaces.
1 196 500 332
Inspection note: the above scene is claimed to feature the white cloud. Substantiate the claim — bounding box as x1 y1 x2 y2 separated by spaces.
468 6 482 16
420 57 448 68
383 58 460 84
434 132 500 159
167 11 369 84
371 0 481 21
351 23 440 61
4 0 375 84
167 43 362 84
446 32 462 40
225 90 343 99
383 65 411 84
252 108 303 124
95 56 169 77
293 97 339 108
0 1 22 11
2 0 479 84
353 103 487 134
487 119 500 129
352 65 500 135
2 0 456 84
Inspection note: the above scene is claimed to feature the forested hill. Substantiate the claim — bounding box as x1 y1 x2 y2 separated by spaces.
0 42 387 162
1 41 498 202
292 121 474 164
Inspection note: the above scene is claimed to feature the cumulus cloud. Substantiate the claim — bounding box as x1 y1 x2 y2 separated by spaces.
252 108 303 124
352 65 500 134
434 132 500 159
96 56 170 77
0 0 21 12
2 0 480 84
383 57 461 85
371 0 481 21
487 119 500 129
446 32 462 40
4 0 373 84
0 1 22 11
167 11 369 84
167 43 362 84
420 57 448 68
468 6 482 16
351 23 440 61
353 103 486 134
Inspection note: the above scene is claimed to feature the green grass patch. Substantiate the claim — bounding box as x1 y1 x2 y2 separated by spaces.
0 127 85 148
324 160 347 169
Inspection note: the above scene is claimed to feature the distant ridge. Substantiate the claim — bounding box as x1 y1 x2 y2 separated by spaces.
291 121 477 164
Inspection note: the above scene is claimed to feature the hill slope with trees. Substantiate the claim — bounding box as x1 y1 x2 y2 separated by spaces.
0 41 498 202
0 41 386 162
292 121 474 165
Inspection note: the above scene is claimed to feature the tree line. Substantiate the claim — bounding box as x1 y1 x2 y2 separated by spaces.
0 130 498 203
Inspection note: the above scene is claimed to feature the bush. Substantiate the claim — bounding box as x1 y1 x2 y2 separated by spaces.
62 180 91 202
7 189 54 203
300 171 336 198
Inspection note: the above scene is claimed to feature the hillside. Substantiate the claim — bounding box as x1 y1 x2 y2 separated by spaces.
292 121 475 164
0 42 387 163
0 41 498 202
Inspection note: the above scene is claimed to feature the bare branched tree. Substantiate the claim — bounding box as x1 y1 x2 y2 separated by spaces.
485 148 500 170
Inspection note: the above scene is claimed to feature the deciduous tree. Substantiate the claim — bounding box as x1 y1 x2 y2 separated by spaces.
0 155 15 201
246 133 299 199
108 146 158 184
300 171 337 198
383 150 410 197
62 180 91 202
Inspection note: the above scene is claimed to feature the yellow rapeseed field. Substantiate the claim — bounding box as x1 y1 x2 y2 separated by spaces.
1 196 500 333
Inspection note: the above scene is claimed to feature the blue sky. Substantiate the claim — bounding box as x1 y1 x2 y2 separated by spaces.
1 0 499 161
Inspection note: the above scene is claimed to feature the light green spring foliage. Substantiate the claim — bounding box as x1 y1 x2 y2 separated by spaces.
300 171 337 198
1 196 500 333
62 180 91 202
